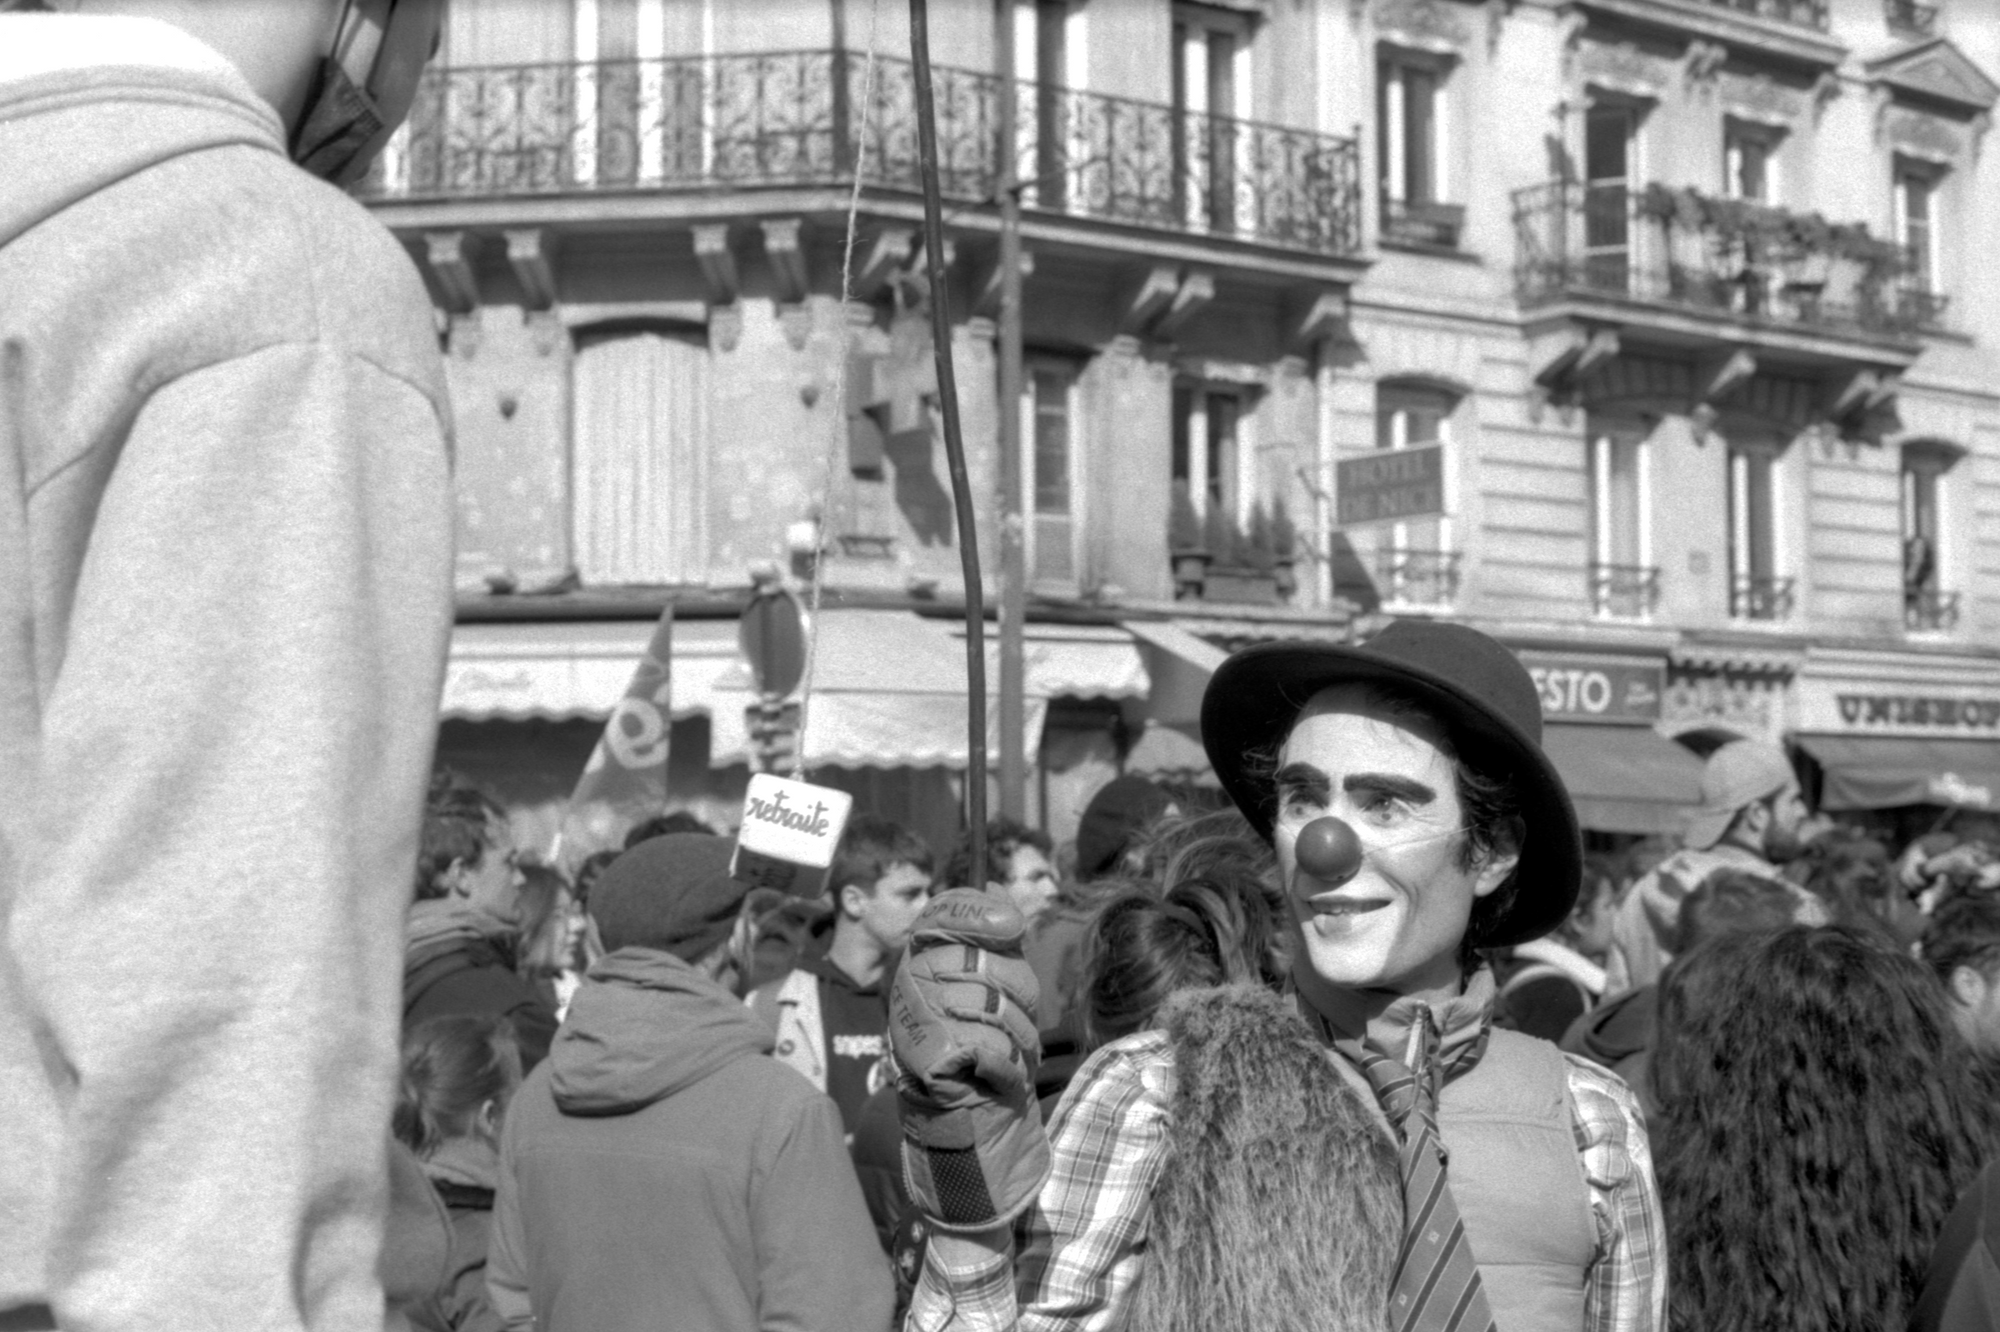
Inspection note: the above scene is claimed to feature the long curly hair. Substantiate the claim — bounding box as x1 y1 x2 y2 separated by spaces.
1654 925 1995 1332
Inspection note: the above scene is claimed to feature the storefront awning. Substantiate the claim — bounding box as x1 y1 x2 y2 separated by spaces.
1795 734 2000 812
1124 722 1220 785
1542 723 1704 836
707 609 1046 770
1124 620 1228 728
444 621 661 721
948 623 1151 700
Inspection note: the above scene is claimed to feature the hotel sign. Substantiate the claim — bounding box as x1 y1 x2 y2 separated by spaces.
1337 445 1445 527
1515 651 1665 724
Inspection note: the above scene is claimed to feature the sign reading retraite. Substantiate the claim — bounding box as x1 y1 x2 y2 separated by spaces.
730 772 855 897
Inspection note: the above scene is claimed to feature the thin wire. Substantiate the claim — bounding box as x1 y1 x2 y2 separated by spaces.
792 0 882 781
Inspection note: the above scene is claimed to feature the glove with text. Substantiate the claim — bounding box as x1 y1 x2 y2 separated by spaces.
889 888 1051 1233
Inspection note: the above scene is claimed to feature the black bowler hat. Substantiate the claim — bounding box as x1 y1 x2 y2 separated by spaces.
1200 619 1581 947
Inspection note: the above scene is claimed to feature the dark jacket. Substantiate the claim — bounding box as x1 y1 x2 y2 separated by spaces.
1559 983 1658 1122
1912 1160 2000 1332
488 948 892 1332
405 903 558 1071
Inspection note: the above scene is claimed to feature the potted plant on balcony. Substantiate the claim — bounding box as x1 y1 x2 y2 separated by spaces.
1203 502 1279 605
1270 496 1299 602
1168 481 1209 600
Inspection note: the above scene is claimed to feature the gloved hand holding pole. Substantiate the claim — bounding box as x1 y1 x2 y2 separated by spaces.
889 888 1051 1233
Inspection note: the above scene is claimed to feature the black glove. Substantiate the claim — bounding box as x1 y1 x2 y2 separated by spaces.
889 889 1051 1232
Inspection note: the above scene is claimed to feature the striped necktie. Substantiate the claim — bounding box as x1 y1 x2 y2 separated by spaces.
1343 1006 1498 1332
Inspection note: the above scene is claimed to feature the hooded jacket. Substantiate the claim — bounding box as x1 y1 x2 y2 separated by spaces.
405 899 559 1071
488 949 893 1332
0 13 452 1329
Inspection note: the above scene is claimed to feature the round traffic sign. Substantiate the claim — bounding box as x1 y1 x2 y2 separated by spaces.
739 587 809 699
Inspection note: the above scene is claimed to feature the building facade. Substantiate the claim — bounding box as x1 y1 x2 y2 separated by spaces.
358 0 2000 855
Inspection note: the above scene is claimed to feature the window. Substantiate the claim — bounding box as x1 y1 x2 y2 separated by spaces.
1727 441 1791 620
572 327 710 585
1902 445 1959 631
1378 53 1459 246
1374 384 1457 607
1894 161 1940 293
1028 364 1079 584
1583 101 1639 292
1724 120 1781 204
1588 427 1654 618
1173 5 1252 234
1017 0 1082 210
1172 382 1243 522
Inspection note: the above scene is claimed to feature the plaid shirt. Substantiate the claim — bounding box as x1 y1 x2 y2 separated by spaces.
909 1030 1664 1332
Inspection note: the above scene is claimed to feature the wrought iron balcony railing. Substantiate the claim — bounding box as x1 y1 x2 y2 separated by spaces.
1886 0 1939 35
1378 548 1461 607
1591 563 1660 619
358 52 1362 257
1381 197 1466 249
1697 0 1829 29
1906 586 1960 632
1731 573 1796 621
1513 180 1937 341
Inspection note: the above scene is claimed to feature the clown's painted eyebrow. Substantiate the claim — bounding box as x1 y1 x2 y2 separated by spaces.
1274 762 1437 807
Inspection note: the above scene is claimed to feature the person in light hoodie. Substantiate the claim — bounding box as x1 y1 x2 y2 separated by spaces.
0 2 451 1329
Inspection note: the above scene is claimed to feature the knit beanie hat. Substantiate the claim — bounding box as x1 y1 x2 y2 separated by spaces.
588 833 747 961
1075 776 1174 882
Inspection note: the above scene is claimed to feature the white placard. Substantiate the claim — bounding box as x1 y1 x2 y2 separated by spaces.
735 773 853 869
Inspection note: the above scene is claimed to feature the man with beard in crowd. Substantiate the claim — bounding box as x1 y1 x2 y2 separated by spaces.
1604 739 1827 993
893 621 1664 1331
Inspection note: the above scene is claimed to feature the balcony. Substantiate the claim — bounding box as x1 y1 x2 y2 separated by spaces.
1699 0 1828 27
1514 180 1937 346
1906 586 1960 632
1591 563 1660 620
1886 0 1939 36
358 51 1363 259
1379 548 1461 608
1731 574 1796 621
1382 198 1466 250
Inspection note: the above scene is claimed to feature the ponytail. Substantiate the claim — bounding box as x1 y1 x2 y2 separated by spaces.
394 1015 523 1158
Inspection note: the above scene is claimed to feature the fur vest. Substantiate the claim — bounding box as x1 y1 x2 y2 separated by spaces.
1128 985 1401 1332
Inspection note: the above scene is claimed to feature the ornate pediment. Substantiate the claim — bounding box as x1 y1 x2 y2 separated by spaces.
1375 0 1475 53
1576 38 1672 98
1866 38 1999 116
1720 70 1806 125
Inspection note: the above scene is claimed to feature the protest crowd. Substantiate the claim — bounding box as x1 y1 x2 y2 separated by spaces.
5 3 2000 1332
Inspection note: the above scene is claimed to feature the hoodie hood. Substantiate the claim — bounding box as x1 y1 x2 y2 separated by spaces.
0 14 284 249
1564 983 1656 1064
549 949 774 1116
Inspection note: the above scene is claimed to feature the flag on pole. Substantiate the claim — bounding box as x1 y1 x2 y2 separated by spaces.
558 605 674 859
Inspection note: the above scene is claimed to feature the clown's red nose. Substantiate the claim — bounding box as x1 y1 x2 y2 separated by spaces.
1295 816 1362 885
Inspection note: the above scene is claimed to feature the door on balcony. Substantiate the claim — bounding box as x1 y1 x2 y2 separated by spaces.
1901 444 1954 629
1375 384 1454 607
1378 51 1452 245
1172 382 1243 549
1582 101 1637 293
1895 159 1942 306
1015 0 1077 212
1026 361 1081 586
572 327 710 586
1726 440 1787 621
1587 424 1652 619
1173 6 1252 235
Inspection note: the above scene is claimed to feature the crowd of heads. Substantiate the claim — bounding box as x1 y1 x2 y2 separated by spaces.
410 708 2000 1331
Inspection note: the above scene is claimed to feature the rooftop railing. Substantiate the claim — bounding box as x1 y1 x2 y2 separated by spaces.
358 51 1363 258
1512 179 1943 341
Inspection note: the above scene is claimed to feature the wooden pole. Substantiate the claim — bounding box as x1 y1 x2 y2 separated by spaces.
909 0 987 889
996 0 1027 821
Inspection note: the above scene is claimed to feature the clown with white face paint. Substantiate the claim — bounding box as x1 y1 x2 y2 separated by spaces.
897 620 1666 1332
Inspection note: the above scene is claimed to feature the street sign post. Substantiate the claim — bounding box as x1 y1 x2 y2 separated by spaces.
739 583 809 773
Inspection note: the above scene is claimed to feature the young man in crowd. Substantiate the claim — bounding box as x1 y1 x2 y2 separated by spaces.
893 620 1665 1331
488 833 891 1332
945 818 1062 929
405 772 559 1071
1605 739 1828 993
750 814 934 1135
0 3 451 1328
1924 892 2000 1093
